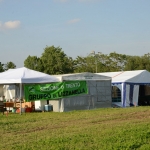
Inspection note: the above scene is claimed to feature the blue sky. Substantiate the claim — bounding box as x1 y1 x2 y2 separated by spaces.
0 0 150 68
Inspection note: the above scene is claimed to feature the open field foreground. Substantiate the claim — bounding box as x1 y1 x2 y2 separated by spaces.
0 107 150 150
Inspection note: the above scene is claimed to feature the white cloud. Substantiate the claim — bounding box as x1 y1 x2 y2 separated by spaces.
4 20 21 29
0 20 21 30
67 18 81 24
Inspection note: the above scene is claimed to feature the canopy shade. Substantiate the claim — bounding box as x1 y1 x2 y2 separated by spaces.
0 67 59 84
97 70 150 84
97 70 150 107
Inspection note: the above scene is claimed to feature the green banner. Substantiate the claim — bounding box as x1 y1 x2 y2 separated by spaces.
24 80 88 102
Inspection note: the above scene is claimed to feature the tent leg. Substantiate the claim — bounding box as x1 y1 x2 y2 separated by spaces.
20 83 22 115
122 83 126 107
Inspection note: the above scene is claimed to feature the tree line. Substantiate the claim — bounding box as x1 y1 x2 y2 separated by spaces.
0 62 16 72
1 45 150 74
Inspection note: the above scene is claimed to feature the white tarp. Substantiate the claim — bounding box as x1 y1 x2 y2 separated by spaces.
0 67 59 84
97 70 150 107
97 70 150 84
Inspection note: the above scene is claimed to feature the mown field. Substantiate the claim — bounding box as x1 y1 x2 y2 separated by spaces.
0 106 150 150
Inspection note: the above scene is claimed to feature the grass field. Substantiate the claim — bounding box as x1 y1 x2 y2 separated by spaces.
0 106 150 150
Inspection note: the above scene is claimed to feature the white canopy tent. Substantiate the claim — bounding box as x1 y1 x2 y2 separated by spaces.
97 70 150 107
0 67 59 113
0 67 59 84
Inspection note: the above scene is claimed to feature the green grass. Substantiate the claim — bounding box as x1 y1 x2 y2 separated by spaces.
0 106 150 150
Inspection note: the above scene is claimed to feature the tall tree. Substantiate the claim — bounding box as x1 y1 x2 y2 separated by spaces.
41 46 74 74
74 56 94 73
4 61 16 71
94 53 111 72
124 56 142 71
0 62 4 72
24 56 44 72
140 53 150 71
106 52 128 71
74 52 128 73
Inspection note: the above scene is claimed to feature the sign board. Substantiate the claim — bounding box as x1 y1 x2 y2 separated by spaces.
24 80 88 102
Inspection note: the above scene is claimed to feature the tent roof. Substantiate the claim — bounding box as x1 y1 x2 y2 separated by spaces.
53 72 111 81
0 67 59 84
97 70 150 84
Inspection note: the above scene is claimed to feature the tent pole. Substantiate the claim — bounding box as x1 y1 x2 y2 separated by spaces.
122 83 126 107
20 83 22 115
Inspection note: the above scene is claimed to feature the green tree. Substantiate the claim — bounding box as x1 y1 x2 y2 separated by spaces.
41 46 74 74
140 53 150 71
74 56 94 73
24 56 44 72
0 62 4 72
124 56 142 71
74 52 128 73
4 61 16 71
124 53 150 71
106 52 128 71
